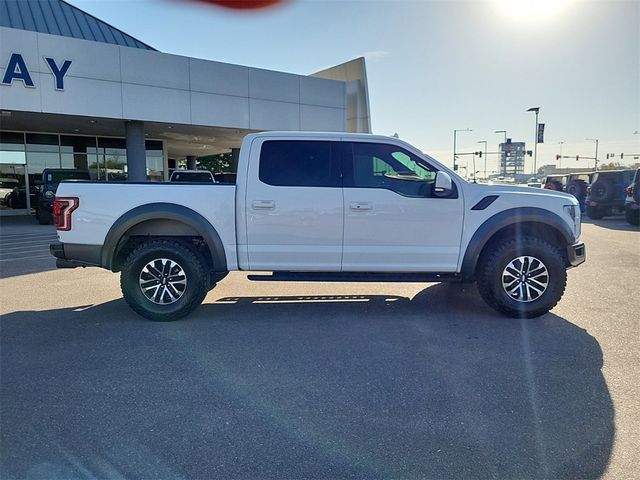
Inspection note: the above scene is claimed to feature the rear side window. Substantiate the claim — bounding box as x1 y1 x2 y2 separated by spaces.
259 140 340 187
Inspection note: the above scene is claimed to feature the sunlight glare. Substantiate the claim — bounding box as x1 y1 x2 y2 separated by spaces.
494 0 574 23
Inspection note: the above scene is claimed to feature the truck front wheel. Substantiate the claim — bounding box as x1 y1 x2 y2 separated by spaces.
477 237 567 318
120 239 208 321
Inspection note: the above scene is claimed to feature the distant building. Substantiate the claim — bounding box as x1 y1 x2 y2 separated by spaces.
499 139 526 176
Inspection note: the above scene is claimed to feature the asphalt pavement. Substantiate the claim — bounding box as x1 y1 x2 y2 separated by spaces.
0 216 638 479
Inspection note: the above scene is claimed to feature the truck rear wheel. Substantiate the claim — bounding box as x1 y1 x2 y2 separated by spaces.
120 239 208 321
477 237 567 318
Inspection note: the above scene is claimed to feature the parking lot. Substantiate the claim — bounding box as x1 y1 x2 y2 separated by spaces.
0 216 638 479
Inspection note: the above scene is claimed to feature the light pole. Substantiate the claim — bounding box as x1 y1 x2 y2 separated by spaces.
453 128 472 172
527 107 540 175
494 130 507 175
494 130 507 143
477 140 487 179
558 141 564 169
586 138 599 171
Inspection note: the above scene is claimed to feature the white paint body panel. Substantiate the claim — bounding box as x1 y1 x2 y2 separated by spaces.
342 188 463 271
241 135 343 271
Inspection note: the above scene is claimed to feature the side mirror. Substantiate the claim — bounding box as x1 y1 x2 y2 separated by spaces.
433 171 455 198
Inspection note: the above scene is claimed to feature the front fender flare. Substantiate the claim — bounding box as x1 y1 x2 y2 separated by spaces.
460 207 575 280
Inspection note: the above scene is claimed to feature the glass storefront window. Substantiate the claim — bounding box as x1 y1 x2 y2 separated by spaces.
61 135 97 170
0 132 26 164
1 132 165 192
146 140 164 182
26 133 59 152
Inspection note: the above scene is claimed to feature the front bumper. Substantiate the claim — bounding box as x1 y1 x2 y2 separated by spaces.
50 241 102 269
567 241 586 267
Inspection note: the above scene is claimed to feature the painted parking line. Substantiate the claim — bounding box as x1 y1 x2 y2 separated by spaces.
0 254 54 262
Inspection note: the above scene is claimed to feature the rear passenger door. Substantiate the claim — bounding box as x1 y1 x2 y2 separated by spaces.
244 138 343 271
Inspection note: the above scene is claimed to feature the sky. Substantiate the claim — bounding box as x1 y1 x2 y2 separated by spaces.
69 0 639 174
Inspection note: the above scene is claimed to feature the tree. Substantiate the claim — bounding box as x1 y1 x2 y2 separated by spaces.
197 152 232 173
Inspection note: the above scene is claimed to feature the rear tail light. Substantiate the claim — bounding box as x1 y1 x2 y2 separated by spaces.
53 197 79 231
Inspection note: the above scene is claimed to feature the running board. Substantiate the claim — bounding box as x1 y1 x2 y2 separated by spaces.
247 272 462 283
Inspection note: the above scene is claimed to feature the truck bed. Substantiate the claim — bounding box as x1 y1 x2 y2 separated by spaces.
55 181 238 269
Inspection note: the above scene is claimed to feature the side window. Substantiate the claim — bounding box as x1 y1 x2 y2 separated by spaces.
259 140 339 187
347 142 437 197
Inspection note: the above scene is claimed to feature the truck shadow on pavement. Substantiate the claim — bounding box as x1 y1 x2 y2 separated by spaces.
1 283 614 479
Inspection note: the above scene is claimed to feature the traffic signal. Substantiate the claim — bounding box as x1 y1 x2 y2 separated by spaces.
526 150 533 157
576 155 579 161
556 154 561 160
621 153 624 159
478 151 482 158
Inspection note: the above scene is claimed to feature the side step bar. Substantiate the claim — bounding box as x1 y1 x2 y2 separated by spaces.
247 272 462 283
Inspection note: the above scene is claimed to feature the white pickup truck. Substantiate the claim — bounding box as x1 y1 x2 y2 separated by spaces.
50 132 585 321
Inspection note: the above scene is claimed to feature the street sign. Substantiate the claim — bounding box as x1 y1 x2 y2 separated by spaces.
537 123 545 143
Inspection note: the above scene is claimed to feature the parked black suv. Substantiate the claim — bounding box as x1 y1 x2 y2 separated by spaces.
34 168 90 224
624 168 640 226
585 169 635 219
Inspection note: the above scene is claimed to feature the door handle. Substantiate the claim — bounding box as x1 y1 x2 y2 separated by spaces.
252 200 275 210
350 202 372 211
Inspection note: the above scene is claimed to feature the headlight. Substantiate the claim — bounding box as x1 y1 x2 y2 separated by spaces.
44 190 55 199
564 204 580 238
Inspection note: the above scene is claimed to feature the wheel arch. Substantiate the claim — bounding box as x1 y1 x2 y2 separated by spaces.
460 207 575 281
102 203 227 273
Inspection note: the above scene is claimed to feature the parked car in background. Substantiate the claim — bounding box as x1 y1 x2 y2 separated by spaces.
35 169 90 224
585 169 635 219
543 174 567 191
565 173 592 211
624 168 640 226
0 177 19 206
169 170 216 183
213 172 237 184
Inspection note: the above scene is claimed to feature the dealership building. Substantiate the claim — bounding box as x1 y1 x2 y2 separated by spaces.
0 0 371 215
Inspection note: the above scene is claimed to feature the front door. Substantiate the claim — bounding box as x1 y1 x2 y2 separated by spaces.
341 141 464 272
244 138 343 271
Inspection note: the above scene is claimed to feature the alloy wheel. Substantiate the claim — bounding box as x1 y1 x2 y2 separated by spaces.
139 258 187 305
501 256 549 303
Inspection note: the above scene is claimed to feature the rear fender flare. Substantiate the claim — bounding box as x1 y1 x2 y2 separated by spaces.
102 203 227 272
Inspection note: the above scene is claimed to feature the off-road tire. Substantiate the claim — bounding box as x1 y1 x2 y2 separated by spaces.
566 180 586 199
586 205 605 220
120 239 208 321
477 236 567 318
36 205 51 225
625 207 640 226
590 179 614 202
